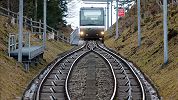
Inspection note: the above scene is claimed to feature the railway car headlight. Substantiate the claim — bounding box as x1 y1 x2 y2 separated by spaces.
101 31 104 35
80 31 84 35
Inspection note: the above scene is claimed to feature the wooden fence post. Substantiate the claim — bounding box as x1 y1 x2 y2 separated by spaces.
39 20 41 33
30 18 33 32
16 14 19 26
24 18 27 29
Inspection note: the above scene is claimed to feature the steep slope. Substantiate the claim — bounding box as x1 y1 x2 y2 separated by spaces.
0 16 72 99
105 4 178 99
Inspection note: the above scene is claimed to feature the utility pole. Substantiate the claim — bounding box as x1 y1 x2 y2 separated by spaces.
115 0 119 39
163 0 168 64
104 7 107 31
110 0 113 26
18 0 23 62
43 0 47 49
35 0 38 21
107 0 109 29
7 0 10 15
137 0 141 47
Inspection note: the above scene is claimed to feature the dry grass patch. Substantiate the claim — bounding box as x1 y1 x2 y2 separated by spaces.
105 6 178 99
0 16 72 99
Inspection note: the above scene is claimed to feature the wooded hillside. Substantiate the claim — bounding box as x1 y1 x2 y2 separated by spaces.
0 0 68 29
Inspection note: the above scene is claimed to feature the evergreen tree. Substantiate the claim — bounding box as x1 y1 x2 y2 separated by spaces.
0 0 19 12
0 0 68 29
24 0 35 18
37 0 68 29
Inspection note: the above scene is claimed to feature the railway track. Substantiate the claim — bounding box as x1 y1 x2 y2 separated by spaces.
66 49 116 99
94 42 144 99
23 41 159 100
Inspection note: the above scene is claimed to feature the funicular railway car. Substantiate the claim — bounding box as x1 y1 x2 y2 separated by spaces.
79 7 105 42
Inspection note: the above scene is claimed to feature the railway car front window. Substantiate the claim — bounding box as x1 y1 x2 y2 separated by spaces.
80 9 104 26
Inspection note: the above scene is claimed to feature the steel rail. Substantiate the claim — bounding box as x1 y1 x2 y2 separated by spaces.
93 41 132 98
66 41 116 100
97 42 145 100
92 49 117 100
95 45 133 99
94 41 133 99
36 44 86 100
65 50 91 100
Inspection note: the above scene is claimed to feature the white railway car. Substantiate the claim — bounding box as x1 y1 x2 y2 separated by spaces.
79 7 105 42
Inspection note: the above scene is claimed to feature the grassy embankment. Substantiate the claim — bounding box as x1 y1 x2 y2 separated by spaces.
105 5 178 99
0 16 72 99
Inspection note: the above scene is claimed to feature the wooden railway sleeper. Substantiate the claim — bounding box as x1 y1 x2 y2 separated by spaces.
62 63 66 67
126 95 132 100
59 66 64 70
125 80 130 86
97 42 147 99
51 81 56 86
100 48 133 100
57 70 63 74
50 87 55 93
70 56 74 59
95 46 133 100
60 64 65 70
49 95 57 100
54 75 60 80
116 61 132 96
65 59 70 63
121 69 125 74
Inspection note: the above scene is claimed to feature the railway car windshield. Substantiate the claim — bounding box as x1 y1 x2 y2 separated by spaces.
80 8 104 26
